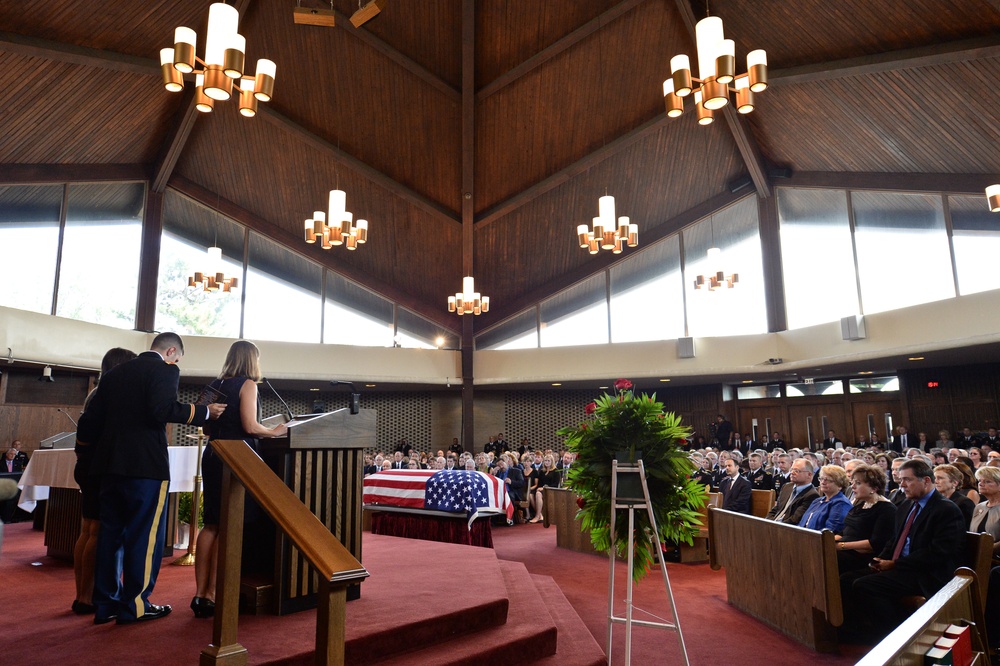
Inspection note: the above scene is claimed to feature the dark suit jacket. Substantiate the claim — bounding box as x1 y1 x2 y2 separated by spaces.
766 483 820 524
715 420 733 449
77 351 209 480
890 434 913 453
720 475 751 514
879 490 966 596
1 458 23 474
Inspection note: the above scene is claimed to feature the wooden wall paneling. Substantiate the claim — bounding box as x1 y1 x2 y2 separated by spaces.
787 403 848 450
850 400 902 445
11 406 81 453
0 406 19 447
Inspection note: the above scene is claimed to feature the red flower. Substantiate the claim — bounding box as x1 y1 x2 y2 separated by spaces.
576 496 587 510
614 378 633 391
585 402 597 415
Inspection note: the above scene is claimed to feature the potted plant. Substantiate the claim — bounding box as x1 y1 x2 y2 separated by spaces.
557 379 707 580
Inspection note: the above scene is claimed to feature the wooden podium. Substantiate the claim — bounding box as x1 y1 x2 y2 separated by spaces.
258 408 375 614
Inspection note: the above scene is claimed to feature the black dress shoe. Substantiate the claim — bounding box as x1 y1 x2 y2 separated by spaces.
190 596 215 618
93 614 117 625
72 600 96 615
116 603 172 625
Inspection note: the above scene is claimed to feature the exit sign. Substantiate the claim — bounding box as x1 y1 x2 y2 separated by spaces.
927 381 940 388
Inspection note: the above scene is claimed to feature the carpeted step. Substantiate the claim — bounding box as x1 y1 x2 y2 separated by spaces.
375 560 558 665
529 574 606 666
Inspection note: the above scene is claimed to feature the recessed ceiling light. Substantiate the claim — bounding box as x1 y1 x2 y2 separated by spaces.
858 371 873 375
551 383 562 387
365 384 376 387
742 380 753 384
908 356 924 361
659 378 670 382
598 386 609 389
309 388 320 391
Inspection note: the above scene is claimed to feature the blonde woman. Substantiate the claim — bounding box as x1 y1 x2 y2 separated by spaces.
192 340 288 619
529 455 561 523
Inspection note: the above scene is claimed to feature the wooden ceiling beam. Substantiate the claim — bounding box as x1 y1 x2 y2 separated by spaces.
476 0 649 101
258 106 461 225
0 163 148 184
476 113 672 227
167 174 461 333
780 171 1000 196
771 35 1000 87
0 30 158 75
330 8 460 102
481 190 749 325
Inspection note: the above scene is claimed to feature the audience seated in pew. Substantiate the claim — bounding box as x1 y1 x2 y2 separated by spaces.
765 458 819 524
798 465 852 532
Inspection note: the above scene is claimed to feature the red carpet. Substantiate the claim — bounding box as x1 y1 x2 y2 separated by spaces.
0 520 869 664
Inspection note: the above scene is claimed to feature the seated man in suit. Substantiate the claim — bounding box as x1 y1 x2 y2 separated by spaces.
765 459 819 524
719 458 751 514
2 447 23 474
850 459 965 641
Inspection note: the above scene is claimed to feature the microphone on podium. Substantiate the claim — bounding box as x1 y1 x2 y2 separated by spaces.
330 380 361 415
261 378 295 422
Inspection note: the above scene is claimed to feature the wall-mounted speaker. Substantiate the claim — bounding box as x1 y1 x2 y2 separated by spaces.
841 315 866 341
678 337 696 359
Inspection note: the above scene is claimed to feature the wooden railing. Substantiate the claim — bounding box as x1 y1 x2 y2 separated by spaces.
201 439 369 666
856 568 990 666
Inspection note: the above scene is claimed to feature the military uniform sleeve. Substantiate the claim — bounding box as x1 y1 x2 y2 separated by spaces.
147 362 209 427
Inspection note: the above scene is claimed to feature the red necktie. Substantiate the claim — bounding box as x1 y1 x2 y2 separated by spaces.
891 504 920 561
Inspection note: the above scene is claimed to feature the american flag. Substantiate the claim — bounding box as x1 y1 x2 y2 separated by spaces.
363 469 513 528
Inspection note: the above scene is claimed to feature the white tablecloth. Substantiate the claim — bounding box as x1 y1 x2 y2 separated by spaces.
17 446 201 512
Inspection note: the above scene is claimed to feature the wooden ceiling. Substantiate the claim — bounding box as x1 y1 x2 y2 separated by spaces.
0 0 998 335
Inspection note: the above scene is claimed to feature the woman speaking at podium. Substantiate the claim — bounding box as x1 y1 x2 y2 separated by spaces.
191 340 287 618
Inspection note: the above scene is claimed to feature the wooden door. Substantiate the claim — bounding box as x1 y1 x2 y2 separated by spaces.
787 403 847 450
851 400 902 447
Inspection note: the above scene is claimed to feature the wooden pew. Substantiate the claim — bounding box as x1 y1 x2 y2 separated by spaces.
708 508 843 652
856 568 990 666
902 531 994 614
750 489 775 518
678 492 720 564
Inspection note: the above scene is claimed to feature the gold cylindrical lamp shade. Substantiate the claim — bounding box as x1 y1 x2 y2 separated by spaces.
612 237 623 254
716 39 735 84
588 237 599 254
481 296 490 313
238 77 257 117
228 276 238 289
627 223 638 247
735 77 754 114
702 78 729 110
172 27 196 74
160 49 184 92
577 224 590 248
663 80 684 118
747 50 768 92
312 210 326 237
346 233 357 250
321 227 332 250
694 92 713 125
694 274 705 289
456 294 465 312
355 219 368 243
617 216 629 237
203 65 232 101
254 59 276 102
194 271 204 283
987 184 1000 212
448 296 456 312
194 74 214 113
670 55 692 97
188 276 196 288
593 217 605 244
602 229 616 250
223 34 245 79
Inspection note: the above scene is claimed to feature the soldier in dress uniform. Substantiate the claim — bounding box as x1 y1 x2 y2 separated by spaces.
772 453 792 494
746 452 773 490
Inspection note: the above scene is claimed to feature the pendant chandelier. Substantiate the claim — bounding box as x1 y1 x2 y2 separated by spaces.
160 3 276 118
987 185 1000 212
693 219 737 291
447 277 489 316
576 194 638 255
303 189 369 250
188 245 239 293
662 7 767 125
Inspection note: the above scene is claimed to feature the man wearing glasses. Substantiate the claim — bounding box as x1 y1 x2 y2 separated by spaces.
765 459 819 524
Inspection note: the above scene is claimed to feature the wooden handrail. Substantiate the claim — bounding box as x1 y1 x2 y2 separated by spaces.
201 439 369 666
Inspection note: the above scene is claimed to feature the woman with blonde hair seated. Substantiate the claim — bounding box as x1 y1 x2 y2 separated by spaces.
798 465 852 532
